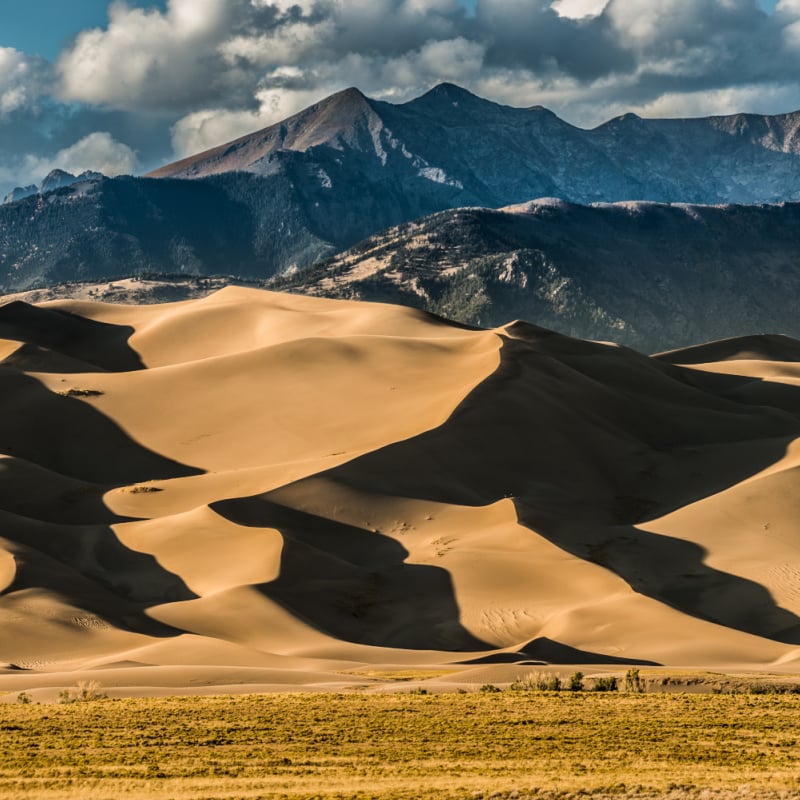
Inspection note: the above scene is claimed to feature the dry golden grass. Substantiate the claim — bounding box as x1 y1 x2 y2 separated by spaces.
339 669 460 681
2 692 800 799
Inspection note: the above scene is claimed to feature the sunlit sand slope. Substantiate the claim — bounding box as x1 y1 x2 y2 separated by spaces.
1 287 800 692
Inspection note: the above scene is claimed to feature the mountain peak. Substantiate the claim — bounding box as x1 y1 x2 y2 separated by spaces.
40 169 103 195
592 112 644 132
2 185 37 205
403 83 509 122
334 85 367 101
412 82 492 108
320 86 370 112
426 82 476 98
2 169 104 206
310 85 374 122
40 169 76 193
148 85 382 179
609 112 641 124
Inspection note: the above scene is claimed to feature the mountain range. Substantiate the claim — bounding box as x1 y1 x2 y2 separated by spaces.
150 83 800 207
3 83 800 306
273 198 800 352
2 169 104 205
9 196 800 353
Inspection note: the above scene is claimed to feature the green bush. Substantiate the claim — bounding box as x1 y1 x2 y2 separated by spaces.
592 676 618 693
511 672 563 692
625 668 644 694
568 672 584 692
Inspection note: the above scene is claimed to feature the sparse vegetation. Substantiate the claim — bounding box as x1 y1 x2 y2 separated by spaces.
625 667 645 693
58 680 107 704
568 671 585 691
2 692 800 799
510 671 562 692
592 676 619 692
56 387 104 397
123 483 164 494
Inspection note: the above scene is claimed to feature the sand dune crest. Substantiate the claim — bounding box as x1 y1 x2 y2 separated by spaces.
1 288 800 693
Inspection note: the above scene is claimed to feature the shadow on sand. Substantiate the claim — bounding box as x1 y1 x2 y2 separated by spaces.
213 493 491 651
312 328 800 647
0 305 202 637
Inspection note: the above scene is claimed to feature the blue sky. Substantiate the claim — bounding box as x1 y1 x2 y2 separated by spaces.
2 1 167 59
0 0 797 196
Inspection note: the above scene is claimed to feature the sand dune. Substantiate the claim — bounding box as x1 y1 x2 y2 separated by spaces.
1 287 800 695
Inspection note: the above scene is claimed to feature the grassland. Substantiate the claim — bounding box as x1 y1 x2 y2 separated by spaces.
2 691 800 799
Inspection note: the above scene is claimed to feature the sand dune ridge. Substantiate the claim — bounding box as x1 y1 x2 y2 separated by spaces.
1 288 800 694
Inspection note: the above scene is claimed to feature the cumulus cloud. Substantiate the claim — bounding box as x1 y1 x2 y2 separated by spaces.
58 0 243 112
171 97 294 156
552 0 608 18
0 47 49 115
160 0 800 153
171 33 486 157
17 132 138 184
0 0 794 187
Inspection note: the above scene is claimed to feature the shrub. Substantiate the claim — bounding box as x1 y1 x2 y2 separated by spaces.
592 676 618 692
511 672 563 692
125 483 163 494
749 684 779 695
59 680 107 703
510 673 532 692
624 668 644 694
16 692 31 704
479 683 501 693
57 388 104 398
568 672 584 692
538 673 562 692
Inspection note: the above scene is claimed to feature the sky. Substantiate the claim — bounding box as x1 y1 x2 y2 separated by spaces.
0 0 796 196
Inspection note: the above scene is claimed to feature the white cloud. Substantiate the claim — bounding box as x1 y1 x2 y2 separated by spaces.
777 0 800 13
251 0 317 11
415 37 485 78
170 35 485 156
0 47 47 115
55 0 465 116
605 0 763 51
220 19 334 69
633 82 800 120
0 0 795 173
58 0 239 111
170 94 307 157
22 132 137 182
551 0 609 18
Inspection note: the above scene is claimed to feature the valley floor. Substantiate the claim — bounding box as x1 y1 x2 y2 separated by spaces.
2 691 799 800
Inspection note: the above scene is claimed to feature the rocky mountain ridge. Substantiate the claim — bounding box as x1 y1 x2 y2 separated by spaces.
272 197 800 352
152 83 800 206
8 197 800 353
3 84 800 307
2 169 104 205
